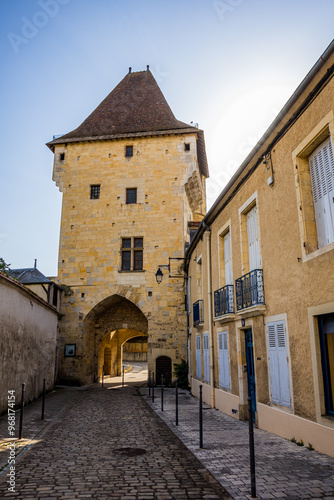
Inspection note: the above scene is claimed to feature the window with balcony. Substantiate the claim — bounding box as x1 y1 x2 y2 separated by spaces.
215 227 234 318
121 237 143 271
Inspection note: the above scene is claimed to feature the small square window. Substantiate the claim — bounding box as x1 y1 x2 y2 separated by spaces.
125 145 133 157
59 152 65 161
126 188 137 204
184 143 190 152
90 184 100 199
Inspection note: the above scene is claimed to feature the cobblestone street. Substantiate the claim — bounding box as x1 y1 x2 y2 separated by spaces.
0 381 230 499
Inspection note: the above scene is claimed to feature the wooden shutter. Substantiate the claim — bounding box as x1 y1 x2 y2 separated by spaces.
267 321 290 406
196 336 201 379
309 137 334 248
203 334 210 383
218 331 230 389
224 231 232 285
247 205 261 270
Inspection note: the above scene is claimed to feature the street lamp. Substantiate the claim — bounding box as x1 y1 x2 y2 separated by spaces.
155 268 164 284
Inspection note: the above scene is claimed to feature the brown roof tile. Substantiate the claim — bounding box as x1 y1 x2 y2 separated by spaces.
47 68 209 177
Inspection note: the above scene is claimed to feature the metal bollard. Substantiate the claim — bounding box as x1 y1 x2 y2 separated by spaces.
199 385 203 448
248 396 256 498
41 378 46 421
122 365 125 387
161 374 164 411
175 378 179 426
152 372 155 403
19 383 25 440
148 371 151 397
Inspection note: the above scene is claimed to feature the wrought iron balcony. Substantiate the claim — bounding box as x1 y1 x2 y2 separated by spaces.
214 285 234 318
235 269 265 311
193 300 204 327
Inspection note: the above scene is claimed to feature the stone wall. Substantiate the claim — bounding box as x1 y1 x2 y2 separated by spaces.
0 273 58 413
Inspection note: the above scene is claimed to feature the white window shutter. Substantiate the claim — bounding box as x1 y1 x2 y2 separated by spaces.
224 231 232 285
203 334 210 383
247 205 261 270
309 138 334 248
218 331 230 389
267 321 290 407
196 336 201 379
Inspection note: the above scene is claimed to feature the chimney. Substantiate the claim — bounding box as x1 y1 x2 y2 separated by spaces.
34 259 37 269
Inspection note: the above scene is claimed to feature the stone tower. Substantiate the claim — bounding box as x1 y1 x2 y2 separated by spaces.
47 67 208 384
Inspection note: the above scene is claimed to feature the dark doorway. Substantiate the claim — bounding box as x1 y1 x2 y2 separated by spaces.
318 313 334 416
156 356 172 386
245 329 256 421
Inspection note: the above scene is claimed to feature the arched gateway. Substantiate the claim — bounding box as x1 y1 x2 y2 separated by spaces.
84 294 148 381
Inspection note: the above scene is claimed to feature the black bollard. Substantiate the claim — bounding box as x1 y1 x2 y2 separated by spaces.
248 396 256 498
199 385 203 448
152 372 155 403
175 378 179 426
161 374 164 411
148 371 151 397
19 383 25 440
41 378 46 421
122 365 125 387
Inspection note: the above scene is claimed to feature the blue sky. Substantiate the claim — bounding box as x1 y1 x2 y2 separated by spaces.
1 0 334 276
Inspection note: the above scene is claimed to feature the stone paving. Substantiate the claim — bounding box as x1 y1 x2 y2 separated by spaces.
141 386 334 500
0 382 231 499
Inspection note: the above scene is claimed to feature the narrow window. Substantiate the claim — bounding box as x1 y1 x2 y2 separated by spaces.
59 152 65 161
218 331 230 389
203 334 210 383
90 184 100 199
247 205 261 270
184 143 190 151
196 336 201 379
125 145 133 157
126 188 137 204
267 321 290 407
309 138 334 248
121 237 143 271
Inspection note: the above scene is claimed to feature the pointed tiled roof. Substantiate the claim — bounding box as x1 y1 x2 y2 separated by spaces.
8 268 52 284
47 68 209 177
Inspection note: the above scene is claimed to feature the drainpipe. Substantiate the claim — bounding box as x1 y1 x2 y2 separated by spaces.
205 228 215 408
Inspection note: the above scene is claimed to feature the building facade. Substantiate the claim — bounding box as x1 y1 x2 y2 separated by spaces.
47 68 208 385
186 41 334 457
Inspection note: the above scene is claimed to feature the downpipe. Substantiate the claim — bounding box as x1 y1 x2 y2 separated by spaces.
205 229 215 408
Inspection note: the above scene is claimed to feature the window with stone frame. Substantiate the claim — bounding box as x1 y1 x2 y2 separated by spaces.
90 184 100 199
126 188 137 204
121 237 143 271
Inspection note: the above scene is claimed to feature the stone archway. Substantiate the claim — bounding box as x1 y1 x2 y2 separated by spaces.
83 294 148 381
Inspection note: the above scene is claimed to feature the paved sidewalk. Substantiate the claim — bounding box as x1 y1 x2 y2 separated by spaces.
141 387 334 500
0 383 231 499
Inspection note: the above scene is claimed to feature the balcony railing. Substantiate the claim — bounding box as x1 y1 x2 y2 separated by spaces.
214 285 234 318
235 269 265 311
193 300 204 327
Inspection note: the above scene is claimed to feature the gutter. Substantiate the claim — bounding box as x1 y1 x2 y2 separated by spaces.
185 39 334 270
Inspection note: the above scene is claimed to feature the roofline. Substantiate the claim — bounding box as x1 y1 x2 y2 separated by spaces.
46 127 200 151
185 39 334 270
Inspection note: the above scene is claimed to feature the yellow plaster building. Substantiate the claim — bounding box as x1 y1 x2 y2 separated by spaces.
186 41 334 457
47 68 208 385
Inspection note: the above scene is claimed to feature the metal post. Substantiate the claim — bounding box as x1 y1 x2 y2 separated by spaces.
41 378 46 420
152 372 155 403
161 374 164 411
199 385 203 448
175 378 179 426
122 365 125 387
248 396 256 498
102 367 104 388
19 383 25 440
148 371 151 397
